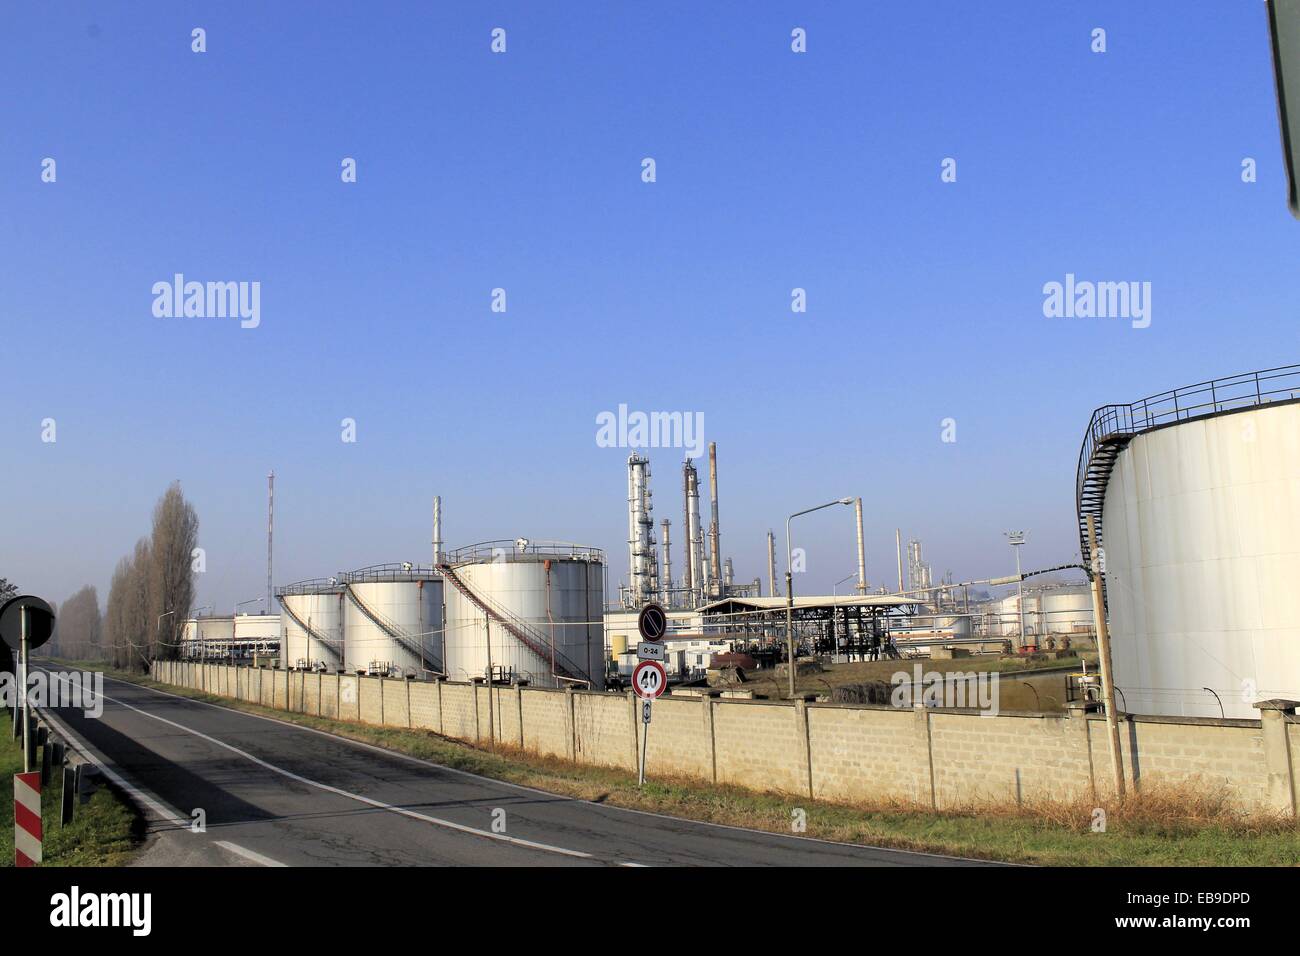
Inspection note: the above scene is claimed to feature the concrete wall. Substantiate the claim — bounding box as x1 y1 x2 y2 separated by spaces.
148 662 1300 815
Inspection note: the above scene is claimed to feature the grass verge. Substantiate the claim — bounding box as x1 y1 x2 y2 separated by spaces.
0 709 143 866
65 659 1300 867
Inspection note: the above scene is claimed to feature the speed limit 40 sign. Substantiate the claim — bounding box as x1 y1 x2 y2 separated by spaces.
632 659 666 700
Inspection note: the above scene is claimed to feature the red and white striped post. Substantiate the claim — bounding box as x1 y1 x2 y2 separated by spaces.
13 771 42 866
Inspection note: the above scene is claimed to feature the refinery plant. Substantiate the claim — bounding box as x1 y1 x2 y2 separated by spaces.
174 364 1300 721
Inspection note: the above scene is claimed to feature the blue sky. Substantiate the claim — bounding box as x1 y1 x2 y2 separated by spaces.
2 0 1297 611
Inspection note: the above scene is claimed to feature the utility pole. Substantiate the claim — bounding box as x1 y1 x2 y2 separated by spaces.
1086 516 1125 800
1005 531 1027 648
484 614 495 751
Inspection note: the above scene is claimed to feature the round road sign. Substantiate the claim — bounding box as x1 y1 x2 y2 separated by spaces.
637 602 667 643
0 596 56 651
632 659 667 699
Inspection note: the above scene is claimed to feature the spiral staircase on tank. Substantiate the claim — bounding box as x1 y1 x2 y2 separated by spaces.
1076 364 1300 570
276 595 343 667
436 562 592 685
342 583 436 673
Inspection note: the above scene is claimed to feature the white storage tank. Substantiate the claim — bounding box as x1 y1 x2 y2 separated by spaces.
278 580 345 670
441 540 604 689
1098 392 1300 718
341 565 444 677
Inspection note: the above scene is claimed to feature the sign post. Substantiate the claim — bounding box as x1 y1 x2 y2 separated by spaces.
1 597 56 776
633 602 668 786
632 659 666 786
13 770 41 866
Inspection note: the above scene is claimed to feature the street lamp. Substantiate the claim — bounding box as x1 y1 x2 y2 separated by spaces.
233 598 260 665
832 572 856 664
785 498 854 699
156 610 175 661
1004 531 1028 650
190 605 212 660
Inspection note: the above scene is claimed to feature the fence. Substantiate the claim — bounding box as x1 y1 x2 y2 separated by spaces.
150 661 1300 815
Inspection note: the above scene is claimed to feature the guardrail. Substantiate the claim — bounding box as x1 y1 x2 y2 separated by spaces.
445 540 605 565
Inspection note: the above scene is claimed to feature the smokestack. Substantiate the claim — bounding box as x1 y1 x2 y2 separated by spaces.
707 442 721 599
767 530 778 597
896 528 904 593
267 471 274 614
724 557 734 589
683 459 703 607
855 497 866 594
661 518 672 606
432 496 443 565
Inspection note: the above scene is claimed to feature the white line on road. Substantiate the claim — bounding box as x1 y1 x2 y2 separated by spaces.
214 840 288 867
50 678 595 862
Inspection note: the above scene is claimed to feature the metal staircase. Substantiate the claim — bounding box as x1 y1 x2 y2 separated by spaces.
1076 364 1300 569
277 596 343 664
343 584 435 671
437 562 591 684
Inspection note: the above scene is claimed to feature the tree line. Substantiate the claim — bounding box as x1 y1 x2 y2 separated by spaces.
44 483 200 671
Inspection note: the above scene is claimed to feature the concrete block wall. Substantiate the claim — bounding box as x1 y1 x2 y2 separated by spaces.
147 662 1299 815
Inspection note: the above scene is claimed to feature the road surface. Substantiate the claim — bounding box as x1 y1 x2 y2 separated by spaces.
36 666 993 867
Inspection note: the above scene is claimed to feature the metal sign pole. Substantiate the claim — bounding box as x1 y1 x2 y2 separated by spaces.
20 607 30 774
639 700 650 786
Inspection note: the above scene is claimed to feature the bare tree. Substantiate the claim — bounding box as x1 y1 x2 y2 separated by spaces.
105 555 133 669
52 586 101 660
0 578 17 604
148 482 199 661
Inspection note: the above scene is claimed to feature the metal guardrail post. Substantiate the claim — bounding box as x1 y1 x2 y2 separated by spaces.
61 765 76 826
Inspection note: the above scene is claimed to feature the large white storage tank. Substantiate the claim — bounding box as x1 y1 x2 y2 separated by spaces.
442 541 604 689
278 580 345 669
341 566 444 677
1100 396 1300 718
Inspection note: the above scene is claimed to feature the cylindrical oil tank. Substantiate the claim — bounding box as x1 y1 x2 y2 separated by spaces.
279 582 345 669
341 566 444 677
1102 400 1300 718
443 542 605 689
1037 585 1093 635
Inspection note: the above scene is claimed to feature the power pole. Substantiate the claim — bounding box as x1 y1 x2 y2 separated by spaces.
1086 516 1125 800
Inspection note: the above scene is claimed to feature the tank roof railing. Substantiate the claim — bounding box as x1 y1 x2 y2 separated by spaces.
274 577 346 597
1076 362 1300 565
445 540 606 565
341 563 442 583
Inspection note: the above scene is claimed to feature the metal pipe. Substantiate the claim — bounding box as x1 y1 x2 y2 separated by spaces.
707 442 721 600
681 462 693 599
432 495 443 565
854 497 866 593
267 471 275 614
767 530 778 597
895 528 904 593
660 518 672 607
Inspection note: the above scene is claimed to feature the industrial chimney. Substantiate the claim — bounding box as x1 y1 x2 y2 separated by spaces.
707 442 721 600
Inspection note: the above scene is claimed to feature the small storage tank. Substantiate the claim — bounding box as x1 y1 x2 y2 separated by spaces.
442 541 605 689
341 565 444 677
278 579 345 669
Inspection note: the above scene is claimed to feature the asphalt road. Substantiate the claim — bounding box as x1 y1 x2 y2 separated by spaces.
35 667 992 867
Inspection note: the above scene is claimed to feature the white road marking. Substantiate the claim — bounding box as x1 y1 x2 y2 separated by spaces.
47 676 594 862
214 840 287 867
94 670 993 864
37 702 191 829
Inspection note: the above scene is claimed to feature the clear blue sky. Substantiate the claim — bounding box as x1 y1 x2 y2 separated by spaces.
2 0 1297 612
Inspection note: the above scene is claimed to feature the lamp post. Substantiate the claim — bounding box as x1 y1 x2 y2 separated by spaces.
785 498 854 699
156 610 175 663
233 598 260 665
1004 531 1028 649
832 572 856 664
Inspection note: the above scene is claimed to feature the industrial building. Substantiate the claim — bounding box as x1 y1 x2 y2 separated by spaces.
1078 364 1300 718
179 613 280 661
